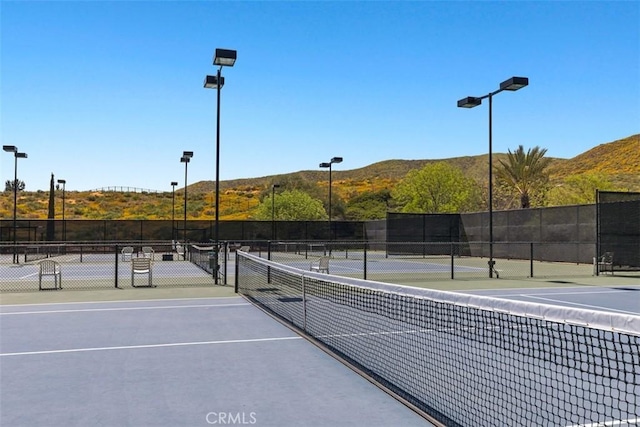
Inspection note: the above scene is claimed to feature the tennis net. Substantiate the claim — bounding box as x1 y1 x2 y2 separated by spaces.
189 244 215 274
235 251 640 427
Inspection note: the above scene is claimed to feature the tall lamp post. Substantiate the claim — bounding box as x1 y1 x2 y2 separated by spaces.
271 184 280 240
170 181 178 242
57 179 66 242
3 145 27 264
457 76 528 278
204 47 237 285
319 157 343 242
180 151 193 246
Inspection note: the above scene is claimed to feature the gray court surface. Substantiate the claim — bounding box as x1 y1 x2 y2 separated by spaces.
0 296 432 427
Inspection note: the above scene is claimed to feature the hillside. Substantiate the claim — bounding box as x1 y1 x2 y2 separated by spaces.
196 134 637 194
547 134 639 189
1 134 638 220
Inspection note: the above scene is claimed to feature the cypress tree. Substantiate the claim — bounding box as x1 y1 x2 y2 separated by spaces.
47 173 55 240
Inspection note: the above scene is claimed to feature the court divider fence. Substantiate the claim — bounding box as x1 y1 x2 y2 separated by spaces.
0 241 231 292
3 239 632 293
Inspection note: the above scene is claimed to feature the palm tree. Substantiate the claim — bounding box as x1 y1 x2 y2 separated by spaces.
494 145 551 209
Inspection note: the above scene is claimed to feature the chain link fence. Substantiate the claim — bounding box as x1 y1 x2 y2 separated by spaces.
0 241 233 293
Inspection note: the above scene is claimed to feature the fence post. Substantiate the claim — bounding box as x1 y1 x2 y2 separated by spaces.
363 241 367 281
530 242 534 278
115 244 119 288
224 241 228 285
451 242 455 280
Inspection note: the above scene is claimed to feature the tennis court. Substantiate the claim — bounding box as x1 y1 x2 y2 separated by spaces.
1 251 639 426
0 296 430 427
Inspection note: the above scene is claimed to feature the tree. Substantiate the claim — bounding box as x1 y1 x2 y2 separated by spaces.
4 179 25 192
392 162 482 213
547 173 617 206
345 189 391 220
47 173 56 240
252 189 328 221
494 145 552 209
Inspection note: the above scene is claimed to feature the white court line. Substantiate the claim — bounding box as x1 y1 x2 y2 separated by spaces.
0 302 250 316
524 289 637 297
0 272 38 280
0 335 302 357
0 296 240 308
565 418 640 427
522 295 639 315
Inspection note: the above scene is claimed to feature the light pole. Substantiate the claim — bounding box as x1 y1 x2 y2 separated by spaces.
180 151 193 246
319 157 343 242
204 48 237 285
3 145 27 264
457 76 528 278
170 181 178 242
57 179 66 242
271 184 280 240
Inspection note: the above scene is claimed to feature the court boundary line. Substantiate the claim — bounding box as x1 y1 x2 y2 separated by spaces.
0 296 241 308
0 335 302 357
0 302 250 316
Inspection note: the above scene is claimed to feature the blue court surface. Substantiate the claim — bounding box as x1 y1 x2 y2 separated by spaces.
465 283 640 316
0 297 433 427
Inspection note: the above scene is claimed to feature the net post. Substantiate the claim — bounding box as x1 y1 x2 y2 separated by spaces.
302 274 307 331
234 250 239 293
267 241 272 284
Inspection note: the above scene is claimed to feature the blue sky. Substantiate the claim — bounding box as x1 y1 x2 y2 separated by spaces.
1 1 638 192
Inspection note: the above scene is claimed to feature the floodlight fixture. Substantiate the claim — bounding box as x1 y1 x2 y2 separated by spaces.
320 156 343 243
204 75 225 89
4 145 27 263
500 76 529 91
457 76 529 278
457 97 483 108
213 49 237 67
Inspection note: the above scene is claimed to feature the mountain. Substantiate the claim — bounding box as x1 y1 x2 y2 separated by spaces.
192 134 639 195
1 134 638 220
